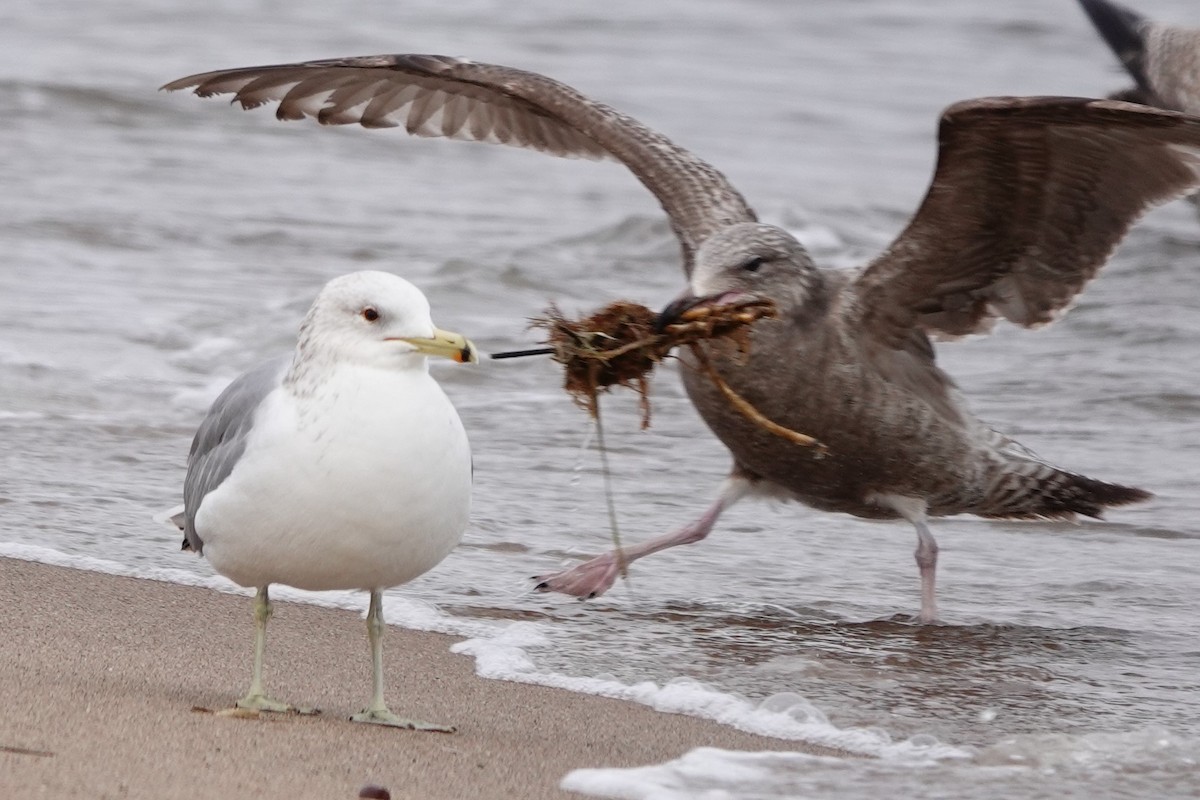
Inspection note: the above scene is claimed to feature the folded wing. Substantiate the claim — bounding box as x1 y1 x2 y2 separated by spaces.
181 357 289 553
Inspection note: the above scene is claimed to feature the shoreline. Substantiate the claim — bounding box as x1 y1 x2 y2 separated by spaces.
0 556 837 799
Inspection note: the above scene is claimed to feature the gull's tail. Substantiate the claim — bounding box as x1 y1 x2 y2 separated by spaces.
977 444 1151 521
152 504 198 552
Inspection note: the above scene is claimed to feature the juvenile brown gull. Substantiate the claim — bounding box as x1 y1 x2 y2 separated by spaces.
164 57 1200 623
158 270 476 727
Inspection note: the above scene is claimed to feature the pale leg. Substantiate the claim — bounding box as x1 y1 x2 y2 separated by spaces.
235 585 297 713
874 495 940 624
534 476 752 599
350 590 454 732
913 517 940 624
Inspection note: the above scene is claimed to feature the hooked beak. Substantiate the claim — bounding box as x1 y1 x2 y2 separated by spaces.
654 290 757 332
654 293 705 332
393 327 479 364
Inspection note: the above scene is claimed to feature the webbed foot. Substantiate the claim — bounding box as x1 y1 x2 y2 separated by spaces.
533 552 623 599
350 708 455 732
232 693 318 715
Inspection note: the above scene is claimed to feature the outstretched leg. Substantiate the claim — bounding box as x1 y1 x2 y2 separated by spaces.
350 590 454 732
234 585 300 713
534 475 752 599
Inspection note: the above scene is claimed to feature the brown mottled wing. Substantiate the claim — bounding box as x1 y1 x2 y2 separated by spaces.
853 96 1200 348
162 54 756 273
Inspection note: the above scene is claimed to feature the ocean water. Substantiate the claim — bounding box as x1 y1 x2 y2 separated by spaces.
3 1 1200 797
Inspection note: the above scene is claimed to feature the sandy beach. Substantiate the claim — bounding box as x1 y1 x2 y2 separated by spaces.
0 557 834 799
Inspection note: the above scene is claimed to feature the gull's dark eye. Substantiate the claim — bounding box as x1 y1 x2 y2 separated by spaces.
742 256 766 273
362 307 380 322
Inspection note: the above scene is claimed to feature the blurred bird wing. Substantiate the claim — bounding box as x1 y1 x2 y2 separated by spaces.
852 96 1200 349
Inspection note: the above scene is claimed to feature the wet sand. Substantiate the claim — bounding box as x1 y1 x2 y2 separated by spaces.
0 557 834 799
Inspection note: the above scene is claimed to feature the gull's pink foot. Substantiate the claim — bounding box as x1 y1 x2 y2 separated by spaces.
534 553 623 599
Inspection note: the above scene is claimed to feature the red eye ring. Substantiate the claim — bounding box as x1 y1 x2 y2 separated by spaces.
362 307 380 322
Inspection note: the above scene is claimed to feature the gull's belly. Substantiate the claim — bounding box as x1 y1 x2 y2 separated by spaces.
683 345 987 516
197 375 472 591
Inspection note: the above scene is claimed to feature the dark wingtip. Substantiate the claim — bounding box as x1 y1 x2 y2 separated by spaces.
1078 0 1154 94
1106 87 1156 106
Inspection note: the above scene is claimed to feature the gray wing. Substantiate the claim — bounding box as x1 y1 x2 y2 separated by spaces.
852 96 1200 349
1080 0 1200 113
162 54 756 273
181 356 288 553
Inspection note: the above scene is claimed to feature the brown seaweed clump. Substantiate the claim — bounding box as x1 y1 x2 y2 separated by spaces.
529 297 776 426
529 297 827 455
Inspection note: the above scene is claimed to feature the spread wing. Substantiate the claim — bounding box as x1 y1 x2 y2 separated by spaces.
181 356 288 553
163 54 756 273
853 96 1200 348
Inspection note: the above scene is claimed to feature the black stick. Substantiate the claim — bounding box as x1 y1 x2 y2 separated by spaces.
490 347 555 360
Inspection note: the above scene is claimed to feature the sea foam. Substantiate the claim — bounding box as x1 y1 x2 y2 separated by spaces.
561 728 1200 800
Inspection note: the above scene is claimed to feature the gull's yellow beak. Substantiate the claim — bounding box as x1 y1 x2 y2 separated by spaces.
394 328 479 364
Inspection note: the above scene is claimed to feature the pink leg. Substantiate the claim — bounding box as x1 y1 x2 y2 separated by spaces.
913 519 939 625
870 493 939 624
534 476 751 599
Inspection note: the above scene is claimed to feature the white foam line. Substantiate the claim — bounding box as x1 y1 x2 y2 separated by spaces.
3 541 245 593
562 728 1200 799
561 747 846 800
3 543 967 761
451 623 966 760
0 542 497 639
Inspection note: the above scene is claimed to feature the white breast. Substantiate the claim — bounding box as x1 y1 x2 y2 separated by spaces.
195 364 472 591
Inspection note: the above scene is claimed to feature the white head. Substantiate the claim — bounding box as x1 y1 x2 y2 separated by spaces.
291 271 477 373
